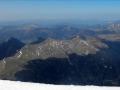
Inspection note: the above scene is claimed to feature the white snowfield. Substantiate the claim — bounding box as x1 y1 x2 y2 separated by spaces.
0 80 120 90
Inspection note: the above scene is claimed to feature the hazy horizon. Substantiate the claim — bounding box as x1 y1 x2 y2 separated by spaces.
0 0 120 22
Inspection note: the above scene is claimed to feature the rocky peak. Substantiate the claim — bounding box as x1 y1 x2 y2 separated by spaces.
5 36 108 61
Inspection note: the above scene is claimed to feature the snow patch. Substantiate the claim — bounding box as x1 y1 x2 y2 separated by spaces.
2 58 6 64
80 40 89 46
17 51 22 58
0 80 119 90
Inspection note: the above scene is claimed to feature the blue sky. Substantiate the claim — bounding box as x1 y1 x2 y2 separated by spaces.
0 0 120 22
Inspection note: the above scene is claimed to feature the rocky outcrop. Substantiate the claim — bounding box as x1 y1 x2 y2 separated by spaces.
8 36 108 60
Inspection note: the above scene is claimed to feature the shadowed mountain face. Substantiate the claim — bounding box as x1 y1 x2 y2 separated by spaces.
14 41 120 86
0 38 25 60
15 51 120 86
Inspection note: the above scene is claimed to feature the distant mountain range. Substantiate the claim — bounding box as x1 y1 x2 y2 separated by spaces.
0 21 120 44
0 21 120 86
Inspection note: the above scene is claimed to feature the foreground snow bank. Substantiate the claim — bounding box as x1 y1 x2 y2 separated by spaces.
0 80 119 90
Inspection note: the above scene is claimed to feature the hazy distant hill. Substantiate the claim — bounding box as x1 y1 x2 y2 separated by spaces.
0 24 101 43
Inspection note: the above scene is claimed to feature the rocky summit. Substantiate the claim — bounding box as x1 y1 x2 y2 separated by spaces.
2 36 108 60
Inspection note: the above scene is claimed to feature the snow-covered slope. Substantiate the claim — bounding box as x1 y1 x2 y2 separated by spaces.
0 80 119 90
